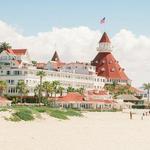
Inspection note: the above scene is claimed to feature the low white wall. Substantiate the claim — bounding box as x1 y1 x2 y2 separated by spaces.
123 109 150 115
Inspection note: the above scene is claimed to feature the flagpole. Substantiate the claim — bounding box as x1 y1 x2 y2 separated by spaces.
100 17 106 34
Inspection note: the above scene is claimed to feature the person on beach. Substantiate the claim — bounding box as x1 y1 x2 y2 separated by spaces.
141 115 143 120
141 112 145 120
130 111 132 120
141 113 144 120
146 112 148 116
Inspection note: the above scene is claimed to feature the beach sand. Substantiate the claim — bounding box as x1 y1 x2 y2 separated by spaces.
0 111 150 150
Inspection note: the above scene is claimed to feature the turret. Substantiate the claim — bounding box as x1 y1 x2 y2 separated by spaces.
51 51 60 62
97 32 113 53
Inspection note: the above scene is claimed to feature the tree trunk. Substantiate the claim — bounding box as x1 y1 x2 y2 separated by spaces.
55 92 56 99
20 93 23 103
0 90 3 96
148 89 150 101
50 92 52 97
60 90 63 96
39 76 42 105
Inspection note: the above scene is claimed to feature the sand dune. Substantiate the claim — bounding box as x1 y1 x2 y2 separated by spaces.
0 112 150 150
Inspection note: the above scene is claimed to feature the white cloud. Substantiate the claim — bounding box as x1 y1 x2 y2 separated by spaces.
0 20 150 87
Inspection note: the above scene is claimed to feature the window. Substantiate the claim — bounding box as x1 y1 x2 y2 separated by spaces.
11 80 14 85
13 70 22 75
7 71 10 75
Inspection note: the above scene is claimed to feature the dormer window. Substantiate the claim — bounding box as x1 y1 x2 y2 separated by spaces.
109 60 113 64
101 68 105 71
102 60 105 64
111 68 115 72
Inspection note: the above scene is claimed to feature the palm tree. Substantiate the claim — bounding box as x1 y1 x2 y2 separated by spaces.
143 83 150 101
0 80 7 96
36 70 46 103
58 86 64 96
34 84 41 103
0 42 12 53
43 81 53 98
76 87 85 95
16 80 28 103
52 81 60 99
67 86 75 93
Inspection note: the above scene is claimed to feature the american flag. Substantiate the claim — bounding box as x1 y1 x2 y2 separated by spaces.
100 17 105 24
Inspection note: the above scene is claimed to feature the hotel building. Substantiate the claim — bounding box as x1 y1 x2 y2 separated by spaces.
0 32 130 97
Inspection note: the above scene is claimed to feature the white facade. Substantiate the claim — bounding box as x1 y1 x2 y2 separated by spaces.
97 42 113 53
0 67 106 96
0 49 106 96
60 62 96 75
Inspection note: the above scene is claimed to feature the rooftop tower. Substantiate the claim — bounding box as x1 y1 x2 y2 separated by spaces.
91 32 130 84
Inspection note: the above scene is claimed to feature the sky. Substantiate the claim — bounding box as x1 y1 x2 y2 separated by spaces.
0 0 150 36
0 0 150 87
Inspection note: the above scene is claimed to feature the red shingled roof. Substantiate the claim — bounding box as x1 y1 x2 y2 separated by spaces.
58 92 84 102
50 51 65 70
58 92 113 104
92 32 129 80
92 52 129 80
99 32 111 43
87 90 108 95
6 49 15 55
12 49 27 56
51 51 60 61
36 63 46 69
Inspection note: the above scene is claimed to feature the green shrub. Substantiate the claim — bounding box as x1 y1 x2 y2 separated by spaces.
49 110 68 120
42 99 55 107
12 109 34 121
34 107 47 113
64 109 82 117
7 106 83 121
0 107 8 112
23 96 37 103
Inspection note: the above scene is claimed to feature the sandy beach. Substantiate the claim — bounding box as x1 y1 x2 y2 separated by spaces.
0 111 150 150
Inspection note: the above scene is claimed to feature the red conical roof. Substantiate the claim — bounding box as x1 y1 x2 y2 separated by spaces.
92 32 129 81
51 51 60 61
92 52 129 80
99 32 111 43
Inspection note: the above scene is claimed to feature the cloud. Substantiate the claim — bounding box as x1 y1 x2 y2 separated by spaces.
0 20 149 87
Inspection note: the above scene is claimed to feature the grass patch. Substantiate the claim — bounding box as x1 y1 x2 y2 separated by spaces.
48 109 82 120
33 107 47 113
12 109 34 121
6 106 83 121
49 110 68 120
64 109 83 117
0 107 8 112
8 106 35 121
